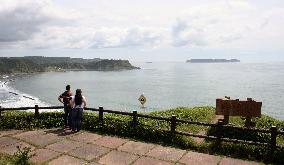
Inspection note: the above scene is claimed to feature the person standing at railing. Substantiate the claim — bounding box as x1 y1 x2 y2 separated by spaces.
70 89 87 132
58 85 73 129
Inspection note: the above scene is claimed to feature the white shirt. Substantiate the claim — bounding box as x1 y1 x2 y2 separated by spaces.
71 96 86 108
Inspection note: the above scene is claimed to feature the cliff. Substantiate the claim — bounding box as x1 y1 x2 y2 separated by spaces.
0 56 140 74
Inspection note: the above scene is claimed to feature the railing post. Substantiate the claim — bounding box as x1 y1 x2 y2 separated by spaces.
35 105 39 118
245 116 253 127
170 115 177 133
132 110 137 127
216 120 223 144
270 126 277 154
99 107 104 127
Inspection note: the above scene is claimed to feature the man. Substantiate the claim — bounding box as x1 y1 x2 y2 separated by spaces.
58 85 73 128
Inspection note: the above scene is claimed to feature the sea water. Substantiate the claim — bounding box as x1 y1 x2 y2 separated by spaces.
1 62 284 119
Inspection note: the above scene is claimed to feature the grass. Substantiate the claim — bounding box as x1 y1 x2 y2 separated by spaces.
149 106 215 133
229 115 284 145
0 152 34 165
0 153 13 165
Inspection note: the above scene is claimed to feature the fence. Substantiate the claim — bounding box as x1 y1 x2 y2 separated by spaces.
0 105 283 153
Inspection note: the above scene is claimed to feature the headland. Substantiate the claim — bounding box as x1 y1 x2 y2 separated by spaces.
186 59 240 63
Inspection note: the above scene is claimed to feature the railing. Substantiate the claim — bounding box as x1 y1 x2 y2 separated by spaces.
0 105 283 153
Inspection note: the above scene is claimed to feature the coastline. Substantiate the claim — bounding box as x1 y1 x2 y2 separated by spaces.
0 66 140 78
0 72 36 88
0 73 51 108
0 67 141 110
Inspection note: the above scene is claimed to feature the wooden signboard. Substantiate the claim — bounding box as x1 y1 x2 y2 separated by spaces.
216 98 262 117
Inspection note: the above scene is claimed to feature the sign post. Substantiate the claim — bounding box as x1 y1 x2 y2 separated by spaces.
138 94 147 108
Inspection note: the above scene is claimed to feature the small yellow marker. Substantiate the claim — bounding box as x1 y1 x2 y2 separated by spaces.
138 94 147 108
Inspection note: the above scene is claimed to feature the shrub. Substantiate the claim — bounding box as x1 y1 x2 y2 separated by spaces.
13 146 35 165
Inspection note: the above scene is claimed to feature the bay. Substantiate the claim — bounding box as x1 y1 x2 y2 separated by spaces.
1 62 284 119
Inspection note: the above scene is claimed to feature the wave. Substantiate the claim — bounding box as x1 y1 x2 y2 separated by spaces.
0 80 53 111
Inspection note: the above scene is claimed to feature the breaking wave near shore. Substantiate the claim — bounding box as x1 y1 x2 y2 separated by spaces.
0 80 50 109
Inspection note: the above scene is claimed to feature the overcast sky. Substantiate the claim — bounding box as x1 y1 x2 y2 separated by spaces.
0 0 283 62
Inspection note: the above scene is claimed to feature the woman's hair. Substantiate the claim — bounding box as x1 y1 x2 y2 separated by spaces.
75 89 83 105
66 85 70 90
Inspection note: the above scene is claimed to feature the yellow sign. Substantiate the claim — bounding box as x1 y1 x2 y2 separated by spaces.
138 94 146 105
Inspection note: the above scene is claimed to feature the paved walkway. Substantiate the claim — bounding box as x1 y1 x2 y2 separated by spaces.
0 129 260 165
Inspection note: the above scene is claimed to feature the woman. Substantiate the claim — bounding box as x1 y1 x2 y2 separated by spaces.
70 89 87 132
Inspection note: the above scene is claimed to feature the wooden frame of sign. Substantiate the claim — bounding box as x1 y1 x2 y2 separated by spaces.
216 97 262 127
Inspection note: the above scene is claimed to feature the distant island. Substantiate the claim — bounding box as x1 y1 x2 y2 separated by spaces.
0 56 140 75
186 59 240 63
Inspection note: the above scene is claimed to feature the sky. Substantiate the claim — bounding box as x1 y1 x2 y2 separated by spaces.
0 0 284 62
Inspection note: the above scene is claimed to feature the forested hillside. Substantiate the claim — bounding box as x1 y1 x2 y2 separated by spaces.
0 56 139 74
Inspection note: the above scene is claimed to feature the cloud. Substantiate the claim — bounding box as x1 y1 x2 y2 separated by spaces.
227 0 253 10
0 0 165 49
89 32 109 49
170 1 256 48
171 19 208 47
118 28 163 47
0 1 49 42
0 0 77 44
0 0 284 51
89 27 164 49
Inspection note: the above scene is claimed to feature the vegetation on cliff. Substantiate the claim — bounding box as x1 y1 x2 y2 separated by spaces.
0 56 139 74
0 58 44 74
84 59 139 71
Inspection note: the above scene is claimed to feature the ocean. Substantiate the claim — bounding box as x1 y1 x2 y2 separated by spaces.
1 62 284 119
